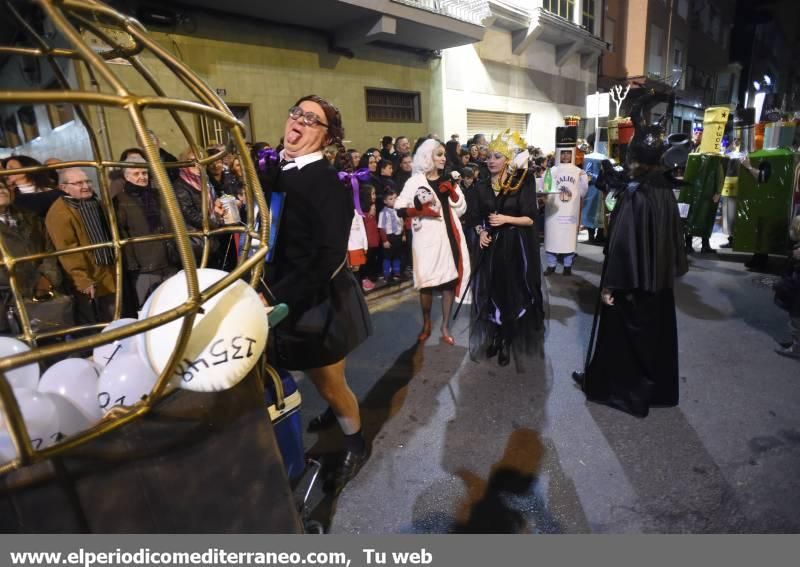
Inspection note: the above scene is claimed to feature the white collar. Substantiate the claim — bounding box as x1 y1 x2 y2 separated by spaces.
280 150 324 171
16 183 37 194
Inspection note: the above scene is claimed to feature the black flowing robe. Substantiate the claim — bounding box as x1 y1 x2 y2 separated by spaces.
468 173 545 369
585 170 688 417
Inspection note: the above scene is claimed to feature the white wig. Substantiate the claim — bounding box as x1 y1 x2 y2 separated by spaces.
412 139 443 175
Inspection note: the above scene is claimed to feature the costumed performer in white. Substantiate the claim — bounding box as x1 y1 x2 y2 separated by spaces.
396 139 471 345
543 149 589 276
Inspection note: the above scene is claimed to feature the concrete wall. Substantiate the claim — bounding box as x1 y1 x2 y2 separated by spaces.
601 0 629 80
87 10 443 158
442 28 595 152
623 0 650 77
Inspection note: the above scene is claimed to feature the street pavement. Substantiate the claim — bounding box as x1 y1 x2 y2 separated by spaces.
296 235 800 533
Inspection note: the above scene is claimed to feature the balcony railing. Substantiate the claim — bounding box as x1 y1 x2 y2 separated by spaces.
391 0 491 27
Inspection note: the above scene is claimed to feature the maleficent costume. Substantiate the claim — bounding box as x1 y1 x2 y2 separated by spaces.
575 90 688 417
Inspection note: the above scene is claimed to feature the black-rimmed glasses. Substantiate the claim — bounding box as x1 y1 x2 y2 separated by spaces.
288 106 329 128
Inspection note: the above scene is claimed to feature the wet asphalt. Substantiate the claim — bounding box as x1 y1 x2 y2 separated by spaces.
294 234 800 533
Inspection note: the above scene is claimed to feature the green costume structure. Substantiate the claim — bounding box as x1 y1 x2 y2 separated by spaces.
734 148 799 255
678 154 729 239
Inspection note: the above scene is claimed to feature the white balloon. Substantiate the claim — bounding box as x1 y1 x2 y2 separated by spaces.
47 394 92 439
138 269 268 392
38 358 103 422
8 388 60 450
0 337 40 390
97 353 157 413
92 318 139 368
0 428 16 463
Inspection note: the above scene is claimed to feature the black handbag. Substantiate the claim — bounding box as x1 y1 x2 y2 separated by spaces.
293 257 348 335
6 289 75 335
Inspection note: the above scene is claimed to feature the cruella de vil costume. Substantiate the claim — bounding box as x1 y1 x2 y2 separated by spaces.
395 139 471 345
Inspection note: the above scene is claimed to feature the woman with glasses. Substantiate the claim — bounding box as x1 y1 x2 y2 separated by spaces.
1 155 65 217
395 139 471 345
467 133 545 369
265 95 372 495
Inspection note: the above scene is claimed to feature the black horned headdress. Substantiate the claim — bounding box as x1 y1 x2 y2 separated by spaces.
627 89 676 167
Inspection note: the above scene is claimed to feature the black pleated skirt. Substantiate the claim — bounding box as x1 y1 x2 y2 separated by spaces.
270 269 372 371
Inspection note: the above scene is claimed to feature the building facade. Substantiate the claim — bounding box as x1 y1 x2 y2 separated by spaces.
599 0 739 135
442 0 607 151
1 0 489 160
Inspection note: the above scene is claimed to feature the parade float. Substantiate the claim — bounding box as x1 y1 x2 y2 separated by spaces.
0 0 299 532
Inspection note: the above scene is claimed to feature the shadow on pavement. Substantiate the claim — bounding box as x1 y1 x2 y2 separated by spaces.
585 402 751 532
407 347 589 533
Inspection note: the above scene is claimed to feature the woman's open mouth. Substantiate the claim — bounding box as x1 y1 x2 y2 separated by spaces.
286 125 304 144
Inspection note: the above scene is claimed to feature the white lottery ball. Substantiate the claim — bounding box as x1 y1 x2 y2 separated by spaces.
0 337 40 390
137 269 268 392
38 358 103 422
92 318 139 368
97 353 158 413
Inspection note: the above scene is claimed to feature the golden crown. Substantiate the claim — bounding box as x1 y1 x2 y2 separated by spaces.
487 129 527 160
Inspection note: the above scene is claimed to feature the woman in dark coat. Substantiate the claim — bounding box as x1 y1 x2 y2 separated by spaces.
265 95 372 494
1 155 64 218
172 148 226 267
0 178 62 335
468 139 545 369
114 154 178 307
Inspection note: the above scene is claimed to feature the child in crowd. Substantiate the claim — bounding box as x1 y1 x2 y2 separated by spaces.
378 188 405 282
348 210 371 291
360 184 382 284
377 159 394 188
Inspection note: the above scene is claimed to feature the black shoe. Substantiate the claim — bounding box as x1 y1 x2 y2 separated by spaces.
497 341 511 366
486 335 501 358
775 346 800 360
745 254 769 271
544 266 556 276
777 340 792 349
572 371 585 389
699 246 717 254
719 240 733 249
562 266 572 276
307 407 336 433
330 446 371 495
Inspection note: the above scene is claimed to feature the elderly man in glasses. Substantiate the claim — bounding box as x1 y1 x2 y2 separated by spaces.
45 168 116 323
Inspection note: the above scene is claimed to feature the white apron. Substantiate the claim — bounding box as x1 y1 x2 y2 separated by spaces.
544 164 589 254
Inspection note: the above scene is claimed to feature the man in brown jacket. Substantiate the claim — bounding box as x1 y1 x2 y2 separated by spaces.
45 168 116 324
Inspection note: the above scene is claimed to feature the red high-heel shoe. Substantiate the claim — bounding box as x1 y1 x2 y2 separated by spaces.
440 334 455 346
418 320 432 343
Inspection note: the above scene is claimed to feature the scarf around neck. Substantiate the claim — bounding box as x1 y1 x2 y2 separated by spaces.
124 181 161 232
63 196 114 265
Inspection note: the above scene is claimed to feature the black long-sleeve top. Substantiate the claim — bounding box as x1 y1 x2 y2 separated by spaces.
265 159 352 314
